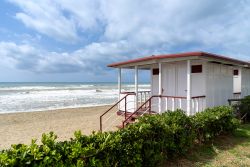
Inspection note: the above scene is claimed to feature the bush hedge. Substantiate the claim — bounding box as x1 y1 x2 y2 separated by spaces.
192 106 239 142
0 106 239 167
236 95 250 122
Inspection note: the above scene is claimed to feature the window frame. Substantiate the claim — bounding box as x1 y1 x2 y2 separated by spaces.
191 65 202 73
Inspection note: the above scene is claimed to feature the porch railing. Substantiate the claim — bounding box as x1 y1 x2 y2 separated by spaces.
191 96 206 115
138 91 151 106
231 89 250 100
100 92 206 131
100 90 151 132
122 95 206 128
233 92 241 99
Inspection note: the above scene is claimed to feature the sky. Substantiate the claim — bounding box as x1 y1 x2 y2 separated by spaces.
0 0 250 82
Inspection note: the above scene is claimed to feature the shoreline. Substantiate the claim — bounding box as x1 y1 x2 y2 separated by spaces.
0 103 114 115
0 105 112 149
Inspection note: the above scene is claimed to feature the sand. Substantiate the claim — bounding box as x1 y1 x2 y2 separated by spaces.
0 105 121 149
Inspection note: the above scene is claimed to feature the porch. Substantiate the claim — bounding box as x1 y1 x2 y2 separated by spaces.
116 59 202 115
100 59 206 132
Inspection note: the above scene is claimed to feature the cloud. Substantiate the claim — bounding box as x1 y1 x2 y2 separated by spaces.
4 0 250 76
0 41 141 74
101 0 250 53
8 0 78 42
9 0 250 50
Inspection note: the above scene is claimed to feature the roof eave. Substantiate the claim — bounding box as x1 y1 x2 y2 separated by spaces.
107 51 250 68
107 52 203 68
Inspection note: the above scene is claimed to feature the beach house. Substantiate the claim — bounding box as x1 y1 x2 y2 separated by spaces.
100 51 250 131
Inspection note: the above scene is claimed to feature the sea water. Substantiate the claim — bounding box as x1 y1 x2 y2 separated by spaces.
0 82 150 113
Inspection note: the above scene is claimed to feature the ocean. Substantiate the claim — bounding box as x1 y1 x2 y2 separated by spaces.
0 82 150 114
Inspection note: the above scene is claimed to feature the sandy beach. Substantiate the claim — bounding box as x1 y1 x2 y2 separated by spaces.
0 105 116 149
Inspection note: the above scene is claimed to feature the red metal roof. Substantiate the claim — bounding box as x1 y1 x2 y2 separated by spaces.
108 51 250 67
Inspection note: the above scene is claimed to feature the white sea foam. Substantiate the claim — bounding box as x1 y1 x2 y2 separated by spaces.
0 83 150 113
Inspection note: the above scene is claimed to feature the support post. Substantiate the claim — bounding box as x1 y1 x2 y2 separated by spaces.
149 98 151 114
118 68 121 100
135 66 138 110
158 62 162 113
187 60 191 116
125 96 127 119
100 117 102 132
118 68 121 111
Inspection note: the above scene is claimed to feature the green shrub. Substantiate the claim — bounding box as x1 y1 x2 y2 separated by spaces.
0 106 239 167
131 110 195 166
192 106 240 142
238 95 250 121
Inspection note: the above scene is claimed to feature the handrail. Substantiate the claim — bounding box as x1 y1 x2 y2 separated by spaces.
120 90 151 94
228 98 242 105
122 96 155 128
160 95 186 99
122 95 207 128
192 95 206 99
154 95 206 99
241 113 248 121
100 93 132 132
120 91 136 94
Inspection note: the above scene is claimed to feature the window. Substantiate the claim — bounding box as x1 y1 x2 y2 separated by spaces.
233 69 239 76
191 65 202 73
152 68 159 75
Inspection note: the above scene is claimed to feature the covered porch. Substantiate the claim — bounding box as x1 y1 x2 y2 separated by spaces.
115 59 206 116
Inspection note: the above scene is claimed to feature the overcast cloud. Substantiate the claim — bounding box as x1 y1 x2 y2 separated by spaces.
0 0 250 81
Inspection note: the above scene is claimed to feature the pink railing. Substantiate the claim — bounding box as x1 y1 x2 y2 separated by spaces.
100 91 151 132
122 95 206 128
100 93 206 131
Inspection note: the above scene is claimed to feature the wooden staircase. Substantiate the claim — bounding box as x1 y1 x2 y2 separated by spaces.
115 106 156 129
100 95 155 132
120 96 156 128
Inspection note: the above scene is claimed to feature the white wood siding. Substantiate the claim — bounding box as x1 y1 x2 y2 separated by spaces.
206 63 233 108
242 68 250 97
151 60 207 113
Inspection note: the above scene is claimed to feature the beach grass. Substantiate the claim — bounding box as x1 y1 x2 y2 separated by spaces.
163 123 250 167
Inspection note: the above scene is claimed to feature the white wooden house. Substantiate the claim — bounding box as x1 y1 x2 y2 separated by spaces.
108 51 250 116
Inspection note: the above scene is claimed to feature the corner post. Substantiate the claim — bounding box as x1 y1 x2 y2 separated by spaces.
118 68 121 100
118 68 122 112
187 60 191 116
135 66 138 110
158 62 162 113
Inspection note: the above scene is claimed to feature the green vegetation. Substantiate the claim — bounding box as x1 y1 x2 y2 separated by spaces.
235 95 250 122
0 106 240 166
165 124 250 167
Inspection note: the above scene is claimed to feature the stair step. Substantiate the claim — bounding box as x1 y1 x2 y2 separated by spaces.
116 125 123 129
117 108 150 115
116 120 136 129
115 107 158 129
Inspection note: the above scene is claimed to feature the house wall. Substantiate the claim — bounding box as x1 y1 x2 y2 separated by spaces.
151 60 206 112
241 68 250 97
205 63 233 108
151 60 236 112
